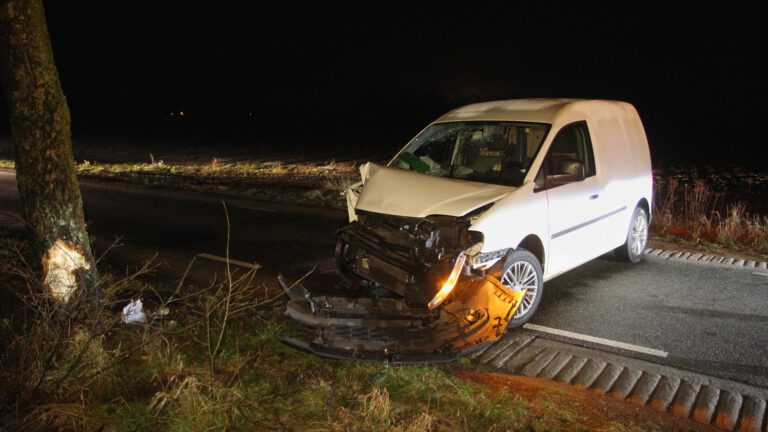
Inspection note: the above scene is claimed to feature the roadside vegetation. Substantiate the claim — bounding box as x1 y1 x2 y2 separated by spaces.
0 229 677 431
652 168 768 259
80 158 358 209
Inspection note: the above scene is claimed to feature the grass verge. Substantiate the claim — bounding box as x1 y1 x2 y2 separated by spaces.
0 229 679 431
75 159 358 209
652 173 768 259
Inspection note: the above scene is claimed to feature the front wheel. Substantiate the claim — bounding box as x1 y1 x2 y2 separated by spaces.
615 207 649 263
500 249 544 328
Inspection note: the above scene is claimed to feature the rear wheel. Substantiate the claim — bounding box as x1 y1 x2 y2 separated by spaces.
500 249 543 328
615 207 648 263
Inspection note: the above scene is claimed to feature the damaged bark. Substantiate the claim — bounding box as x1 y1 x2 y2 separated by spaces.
0 0 97 302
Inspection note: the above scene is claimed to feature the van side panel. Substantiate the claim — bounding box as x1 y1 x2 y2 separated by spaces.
583 102 653 250
522 100 653 279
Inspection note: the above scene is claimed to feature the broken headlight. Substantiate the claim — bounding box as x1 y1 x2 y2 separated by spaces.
470 248 509 270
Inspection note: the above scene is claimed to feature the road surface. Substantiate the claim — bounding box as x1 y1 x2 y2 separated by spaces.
1 169 766 387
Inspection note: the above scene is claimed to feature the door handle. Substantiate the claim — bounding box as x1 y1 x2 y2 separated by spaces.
589 194 599 200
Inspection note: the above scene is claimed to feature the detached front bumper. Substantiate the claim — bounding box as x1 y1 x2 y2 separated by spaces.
280 274 525 363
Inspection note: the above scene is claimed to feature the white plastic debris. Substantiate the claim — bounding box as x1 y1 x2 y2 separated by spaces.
122 298 146 324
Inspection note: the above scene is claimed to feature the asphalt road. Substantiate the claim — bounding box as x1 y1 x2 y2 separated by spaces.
0 169 343 284
1 169 767 387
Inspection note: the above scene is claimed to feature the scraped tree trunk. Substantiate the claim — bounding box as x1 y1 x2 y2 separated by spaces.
0 0 97 303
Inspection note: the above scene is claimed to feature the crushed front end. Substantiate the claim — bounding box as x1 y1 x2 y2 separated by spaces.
281 210 525 363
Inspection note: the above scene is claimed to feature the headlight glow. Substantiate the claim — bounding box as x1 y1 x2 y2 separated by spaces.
427 253 467 310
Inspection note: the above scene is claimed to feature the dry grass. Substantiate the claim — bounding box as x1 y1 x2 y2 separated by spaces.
75 158 358 187
79 159 357 208
0 224 672 431
0 233 166 430
652 177 768 257
0 225 523 431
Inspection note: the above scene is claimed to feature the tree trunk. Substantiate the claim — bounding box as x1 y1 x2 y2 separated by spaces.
0 0 97 302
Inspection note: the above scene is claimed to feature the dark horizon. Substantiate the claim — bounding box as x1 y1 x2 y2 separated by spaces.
1 2 765 167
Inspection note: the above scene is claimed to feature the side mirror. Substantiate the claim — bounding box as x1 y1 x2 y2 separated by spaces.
546 160 585 185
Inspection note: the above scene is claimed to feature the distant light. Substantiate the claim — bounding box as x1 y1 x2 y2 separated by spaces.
180 111 185 117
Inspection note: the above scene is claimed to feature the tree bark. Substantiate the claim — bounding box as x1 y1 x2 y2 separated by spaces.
0 0 97 302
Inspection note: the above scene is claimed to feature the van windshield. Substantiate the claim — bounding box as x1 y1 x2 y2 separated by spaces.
391 121 550 187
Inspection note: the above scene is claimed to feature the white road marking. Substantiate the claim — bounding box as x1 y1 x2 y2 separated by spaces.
197 253 260 269
523 323 668 358
235 205 278 213
752 271 768 277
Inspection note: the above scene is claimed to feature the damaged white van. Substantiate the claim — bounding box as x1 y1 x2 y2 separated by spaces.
282 99 652 362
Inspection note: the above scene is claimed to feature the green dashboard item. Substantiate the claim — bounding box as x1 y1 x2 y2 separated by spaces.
398 152 431 173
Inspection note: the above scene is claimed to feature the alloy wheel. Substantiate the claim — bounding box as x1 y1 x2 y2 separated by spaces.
501 260 540 319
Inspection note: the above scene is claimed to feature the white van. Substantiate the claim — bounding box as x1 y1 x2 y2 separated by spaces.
283 99 652 361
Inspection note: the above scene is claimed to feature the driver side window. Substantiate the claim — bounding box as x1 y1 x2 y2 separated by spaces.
535 121 596 189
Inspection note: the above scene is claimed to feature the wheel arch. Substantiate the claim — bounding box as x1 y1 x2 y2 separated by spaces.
516 234 545 267
637 198 650 223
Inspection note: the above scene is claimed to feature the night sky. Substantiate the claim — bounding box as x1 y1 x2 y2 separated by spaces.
1 2 766 166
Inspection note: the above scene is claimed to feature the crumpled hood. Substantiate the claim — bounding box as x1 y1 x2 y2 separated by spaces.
354 163 514 218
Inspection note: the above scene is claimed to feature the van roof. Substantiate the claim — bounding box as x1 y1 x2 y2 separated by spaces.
436 98 634 124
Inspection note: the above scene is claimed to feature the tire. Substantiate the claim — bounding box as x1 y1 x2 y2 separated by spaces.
615 206 649 263
500 248 544 328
